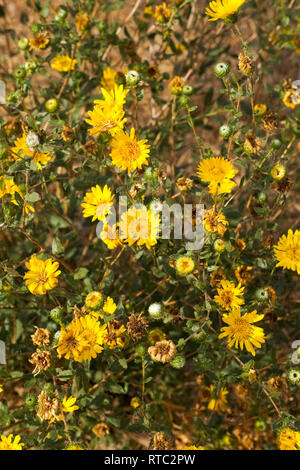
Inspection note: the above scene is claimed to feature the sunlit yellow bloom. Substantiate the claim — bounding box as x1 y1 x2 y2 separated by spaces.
0 384 3 393
103 296 117 315
274 230 300 275
169 76 185 92
56 314 107 362
62 396 79 413
101 67 117 90
24 255 61 295
0 176 23 207
153 3 172 23
197 156 238 196
175 255 195 275
254 103 267 116
204 206 228 235
207 385 228 411
206 0 246 22
30 33 49 50
81 185 114 222
11 133 51 170
214 280 244 310
85 291 102 309
119 206 160 249
219 308 265 356
183 445 204 450
95 85 128 109
282 89 300 109
278 428 300 450
100 223 122 250
75 11 88 32
110 128 150 174
65 443 84 450
130 396 141 408
0 434 24 450
51 54 77 72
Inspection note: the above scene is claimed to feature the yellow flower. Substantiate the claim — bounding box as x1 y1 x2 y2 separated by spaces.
103 296 117 315
169 76 185 92
274 230 300 275
282 89 300 109
119 206 160 249
148 328 166 345
81 185 114 222
175 255 195 275
130 397 141 408
30 33 49 50
214 280 244 310
85 291 102 309
56 314 107 362
24 255 61 295
0 384 3 393
51 54 77 72
101 67 117 91
75 11 88 32
62 396 79 413
254 103 267 116
0 434 24 450
197 156 238 196
205 0 246 22
110 128 150 174
278 428 300 450
219 308 265 356
85 86 128 137
0 176 23 207
104 321 126 349
100 223 122 250
64 443 84 450
204 206 228 235
144 5 153 16
11 133 51 170
153 3 172 23
182 445 204 450
207 385 228 412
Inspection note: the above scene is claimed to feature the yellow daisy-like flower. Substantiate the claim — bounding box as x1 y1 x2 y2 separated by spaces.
204 206 229 235
207 385 228 412
282 89 300 109
110 128 150 174
214 280 244 310
24 255 61 295
61 396 79 413
85 291 102 309
119 206 160 249
101 67 117 91
51 54 77 72
11 133 51 170
56 314 107 362
274 230 300 275
95 85 128 109
197 157 238 196
64 443 84 450
205 0 246 22
169 76 185 92
103 296 117 315
85 101 126 137
254 103 267 116
175 255 195 275
130 396 141 409
0 176 23 207
29 33 49 50
75 11 88 32
0 434 24 450
81 185 114 222
153 2 172 23
278 428 300 451
0 384 3 393
219 308 265 356
100 223 122 250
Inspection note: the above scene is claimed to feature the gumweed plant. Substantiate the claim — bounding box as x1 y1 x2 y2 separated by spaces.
0 0 299 451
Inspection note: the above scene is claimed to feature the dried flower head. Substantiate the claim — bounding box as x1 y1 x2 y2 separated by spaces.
29 349 51 375
31 327 51 346
126 314 148 339
148 339 176 363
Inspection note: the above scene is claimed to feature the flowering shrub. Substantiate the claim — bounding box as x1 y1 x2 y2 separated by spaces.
0 0 299 451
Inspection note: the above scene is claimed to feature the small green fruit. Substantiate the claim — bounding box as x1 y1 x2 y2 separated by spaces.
125 70 140 87
287 369 300 385
271 139 282 150
18 37 29 51
45 98 58 113
214 239 226 252
13 66 26 80
214 62 230 78
25 394 37 408
255 288 269 302
219 124 232 139
182 85 193 96
148 302 164 319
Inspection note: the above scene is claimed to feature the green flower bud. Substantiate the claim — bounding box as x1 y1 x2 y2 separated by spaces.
271 139 282 150
135 344 146 357
125 70 140 87
50 307 64 324
214 239 226 252
31 23 41 34
182 85 193 96
45 98 58 113
287 369 300 385
257 192 267 204
25 60 38 74
43 383 55 394
148 302 164 319
18 37 29 51
55 8 68 23
219 124 232 139
254 419 266 432
214 62 230 78
170 355 185 369
179 94 190 107
13 66 26 80
255 288 269 302
25 394 37 408
97 20 107 33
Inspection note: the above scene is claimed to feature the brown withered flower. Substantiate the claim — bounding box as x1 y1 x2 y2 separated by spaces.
210 268 226 288
272 177 292 194
262 112 279 131
73 305 88 319
238 53 254 75
37 391 59 422
152 432 172 450
265 286 277 306
176 177 193 192
267 376 287 393
263 234 276 248
148 339 176 363
31 327 51 347
30 33 49 50
61 126 75 142
29 349 51 376
235 265 253 285
244 132 261 154
82 139 98 155
92 422 110 438
127 314 148 339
